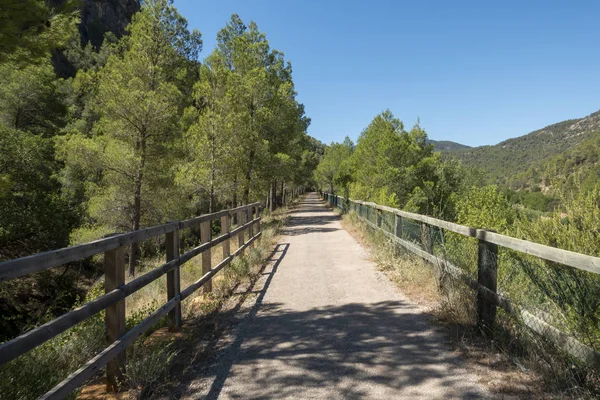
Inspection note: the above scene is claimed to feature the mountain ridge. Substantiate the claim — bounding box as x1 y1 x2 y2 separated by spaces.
435 110 600 188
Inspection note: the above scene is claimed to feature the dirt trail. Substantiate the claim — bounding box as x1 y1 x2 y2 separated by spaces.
181 193 488 399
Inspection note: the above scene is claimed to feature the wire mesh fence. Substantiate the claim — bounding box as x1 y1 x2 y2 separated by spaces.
325 192 600 394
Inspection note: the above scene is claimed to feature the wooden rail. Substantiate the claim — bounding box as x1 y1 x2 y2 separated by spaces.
325 194 600 275
0 202 262 399
325 192 600 366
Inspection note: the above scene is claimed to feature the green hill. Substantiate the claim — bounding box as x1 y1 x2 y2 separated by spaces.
428 139 471 152
440 110 600 190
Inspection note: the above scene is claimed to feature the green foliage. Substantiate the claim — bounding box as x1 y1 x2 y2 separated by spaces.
502 187 559 213
57 0 202 274
319 110 469 219
0 126 76 259
125 340 179 397
506 186 600 354
315 136 354 194
0 0 80 64
179 14 314 213
0 60 69 135
445 185 515 277
456 185 515 232
428 139 471 152
0 281 105 400
0 2 316 396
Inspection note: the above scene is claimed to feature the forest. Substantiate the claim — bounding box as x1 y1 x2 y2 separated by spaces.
0 0 323 342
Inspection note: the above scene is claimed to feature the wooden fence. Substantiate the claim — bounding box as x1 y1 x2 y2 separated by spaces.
324 192 600 367
0 202 262 399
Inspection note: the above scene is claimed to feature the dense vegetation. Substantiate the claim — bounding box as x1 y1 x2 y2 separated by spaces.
0 0 321 340
316 110 471 220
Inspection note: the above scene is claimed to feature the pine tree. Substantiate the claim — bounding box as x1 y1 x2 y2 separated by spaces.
57 0 201 275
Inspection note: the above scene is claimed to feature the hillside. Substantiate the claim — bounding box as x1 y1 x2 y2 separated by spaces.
441 110 600 188
428 139 471 152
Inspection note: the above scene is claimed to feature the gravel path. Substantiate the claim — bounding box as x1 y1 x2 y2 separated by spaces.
183 193 488 399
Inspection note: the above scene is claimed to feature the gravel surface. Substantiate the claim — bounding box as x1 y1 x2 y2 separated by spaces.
179 193 489 399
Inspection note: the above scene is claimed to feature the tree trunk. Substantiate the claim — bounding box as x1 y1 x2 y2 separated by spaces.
209 128 215 213
279 181 285 206
269 182 276 212
243 148 255 204
129 135 147 276
232 175 238 208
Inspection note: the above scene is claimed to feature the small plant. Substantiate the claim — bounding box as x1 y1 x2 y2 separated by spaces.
125 340 179 399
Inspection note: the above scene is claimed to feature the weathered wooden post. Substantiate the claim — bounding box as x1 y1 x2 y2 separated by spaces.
221 213 230 261
201 220 212 293
376 210 383 229
394 214 403 238
238 208 245 250
166 227 181 331
477 235 498 337
105 246 126 391
255 205 261 235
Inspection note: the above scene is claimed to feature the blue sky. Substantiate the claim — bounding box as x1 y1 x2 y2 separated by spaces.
174 0 600 147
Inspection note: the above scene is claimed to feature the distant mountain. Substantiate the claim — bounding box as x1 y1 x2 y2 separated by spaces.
439 111 600 189
428 140 471 152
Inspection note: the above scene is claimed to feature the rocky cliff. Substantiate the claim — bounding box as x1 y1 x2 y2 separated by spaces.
50 0 140 47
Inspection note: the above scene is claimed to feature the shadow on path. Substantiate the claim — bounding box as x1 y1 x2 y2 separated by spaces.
281 198 341 237
205 243 290 399
206 300 483 399
173 194 485 399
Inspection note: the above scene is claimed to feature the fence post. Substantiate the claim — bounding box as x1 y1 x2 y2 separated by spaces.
421 223 433 254
201 220 212 294
166 227 181 331
477 237 498 337
376 210 382 228
221 213 230 261
238 209 245 249
255 205 262 234
254 204 262 233
104 246 126 392
394 214 403 238
247 206 254 245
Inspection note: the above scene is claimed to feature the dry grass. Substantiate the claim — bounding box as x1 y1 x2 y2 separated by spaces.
340 211 440 305
337 209 574 399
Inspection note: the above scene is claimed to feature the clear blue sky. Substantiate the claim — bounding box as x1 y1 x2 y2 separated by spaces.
174 0 600 147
